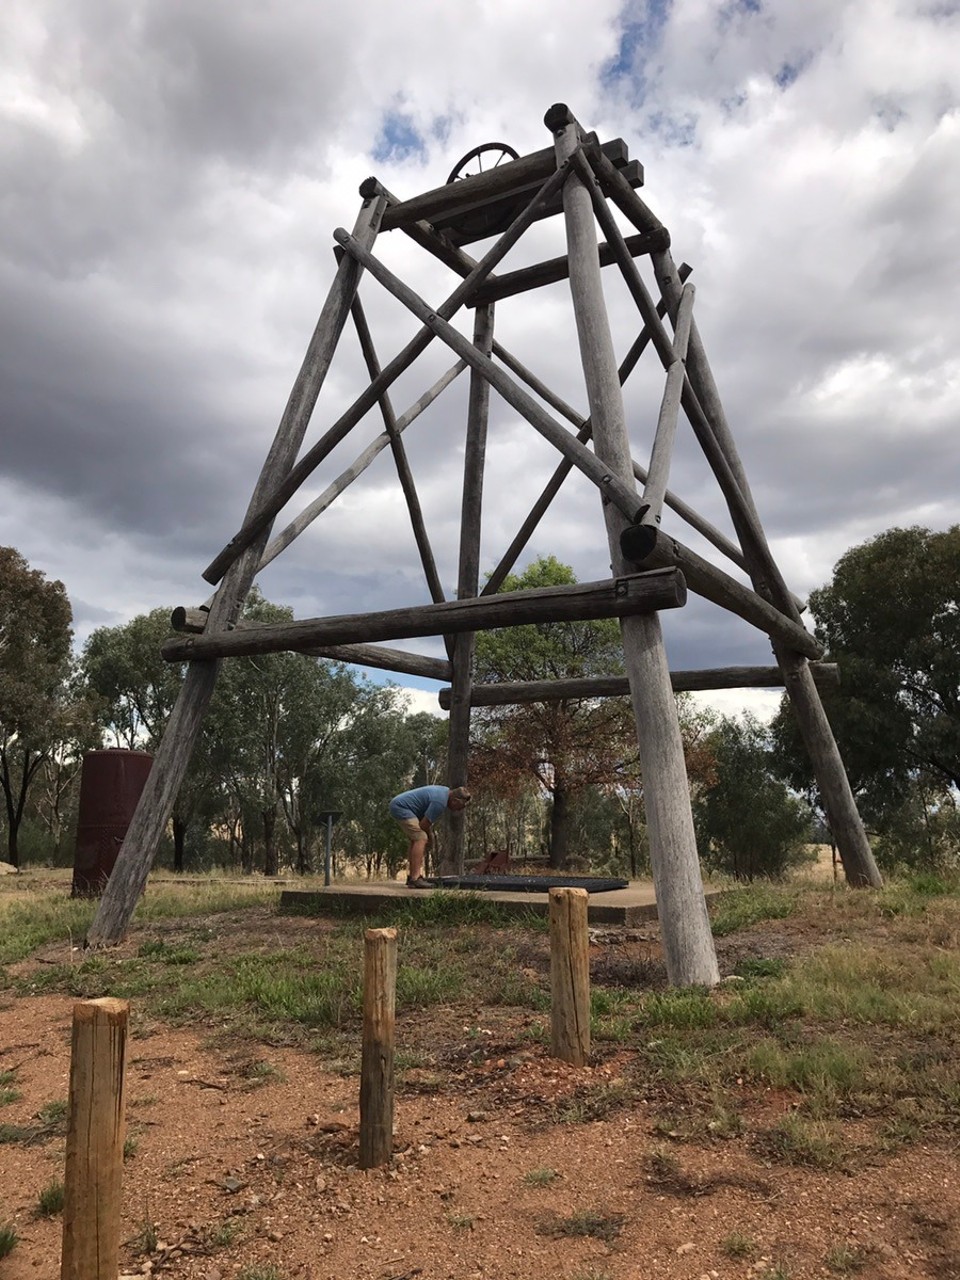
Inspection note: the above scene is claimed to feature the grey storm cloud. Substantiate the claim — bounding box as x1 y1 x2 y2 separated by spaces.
1 0 957 719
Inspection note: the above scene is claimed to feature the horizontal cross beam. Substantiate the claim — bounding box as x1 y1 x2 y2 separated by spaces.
169 609 451 681
161 569 686 663
437 663 840 708
469 227 669 307
380 136 636 234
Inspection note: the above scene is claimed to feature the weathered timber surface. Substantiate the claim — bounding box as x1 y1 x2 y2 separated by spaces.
429 158 642 248
575 147 801 623
549 888 590 1066
479 267 766 599
170 610 451 681
641 281 695 525
162 570 686 662
437 663 839 708
61 999 128 1280
380 135 634 233
551 102 719 990
626 530 822 659
469 227 669 306
446 303 494 873
364 177 500 282
359 928 397 1169
778 645 884 887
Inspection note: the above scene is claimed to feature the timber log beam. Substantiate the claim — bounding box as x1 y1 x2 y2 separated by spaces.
469 227 670 306
380 136 640 241
625 530 822 660
169 609 452 681
437 663 840 709
162 569 686 663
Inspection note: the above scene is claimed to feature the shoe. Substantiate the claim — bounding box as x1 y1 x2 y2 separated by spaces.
406 876 431 889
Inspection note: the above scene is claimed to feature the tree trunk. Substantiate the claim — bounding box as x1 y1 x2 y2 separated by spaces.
172 815 186 874
240 823 253 875
549 783 572 869
262 809 278 877
296 828 311 875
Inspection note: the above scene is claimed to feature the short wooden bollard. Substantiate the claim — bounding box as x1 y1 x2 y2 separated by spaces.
359 927 397 1169
549 887 590 1066
61 997 129 1280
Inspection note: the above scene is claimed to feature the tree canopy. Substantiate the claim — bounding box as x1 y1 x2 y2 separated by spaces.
782 527 959 816
473 556 637 867
0 547 74 865
696 712 812 881
770 525 960 869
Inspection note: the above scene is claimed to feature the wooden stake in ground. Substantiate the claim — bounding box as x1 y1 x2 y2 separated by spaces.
359 927 398 1169
61 997 129 1280
549 887 590 1066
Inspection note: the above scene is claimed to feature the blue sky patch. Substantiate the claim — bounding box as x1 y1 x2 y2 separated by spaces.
601 0 672 101
372 110 427 164
647 108 697 148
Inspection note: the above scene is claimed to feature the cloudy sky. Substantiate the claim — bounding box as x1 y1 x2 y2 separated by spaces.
2 0 958 723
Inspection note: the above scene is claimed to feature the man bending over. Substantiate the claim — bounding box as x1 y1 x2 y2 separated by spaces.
388 785 472 888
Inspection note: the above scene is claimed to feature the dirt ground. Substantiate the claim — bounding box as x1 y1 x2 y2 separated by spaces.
2 878 959 1280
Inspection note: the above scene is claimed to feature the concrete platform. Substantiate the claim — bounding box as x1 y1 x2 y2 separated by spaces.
279 879 722 926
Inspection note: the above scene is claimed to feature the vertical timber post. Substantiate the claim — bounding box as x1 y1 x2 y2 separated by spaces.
359 927 398 1169
549 887 590 1065
446 303 494 873
547 103 719 986
85 190 389 947
61 998 129 1280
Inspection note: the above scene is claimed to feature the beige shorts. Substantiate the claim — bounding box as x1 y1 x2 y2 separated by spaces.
395 816 427 842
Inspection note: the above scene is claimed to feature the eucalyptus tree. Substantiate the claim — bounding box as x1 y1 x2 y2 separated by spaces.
773 525 960 867
0 548 75 866
696 713 812 881
473 556 635 868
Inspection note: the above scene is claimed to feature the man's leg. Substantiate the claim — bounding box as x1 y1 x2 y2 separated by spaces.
408 834 426 881
396 816 429 885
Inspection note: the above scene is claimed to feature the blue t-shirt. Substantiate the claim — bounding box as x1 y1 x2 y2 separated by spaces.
389 785 449 823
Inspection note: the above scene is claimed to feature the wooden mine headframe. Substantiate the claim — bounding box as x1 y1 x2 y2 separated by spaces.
86 105 882 983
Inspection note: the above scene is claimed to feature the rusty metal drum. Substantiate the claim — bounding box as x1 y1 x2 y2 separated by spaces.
72 749 153 898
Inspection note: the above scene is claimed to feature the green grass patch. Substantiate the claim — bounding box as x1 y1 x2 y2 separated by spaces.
36 1178 65 1217
523 1166 558 1186
637 988 719 1030
0 881 278 966
710 885 798 936
722 1231 756 1259
753 1113 851 1170
825 1244 868 1274
0 1072 21 1106
38 1098 67 1126
152 950 362 1034
0 1222 18 1258
137 939 202 965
